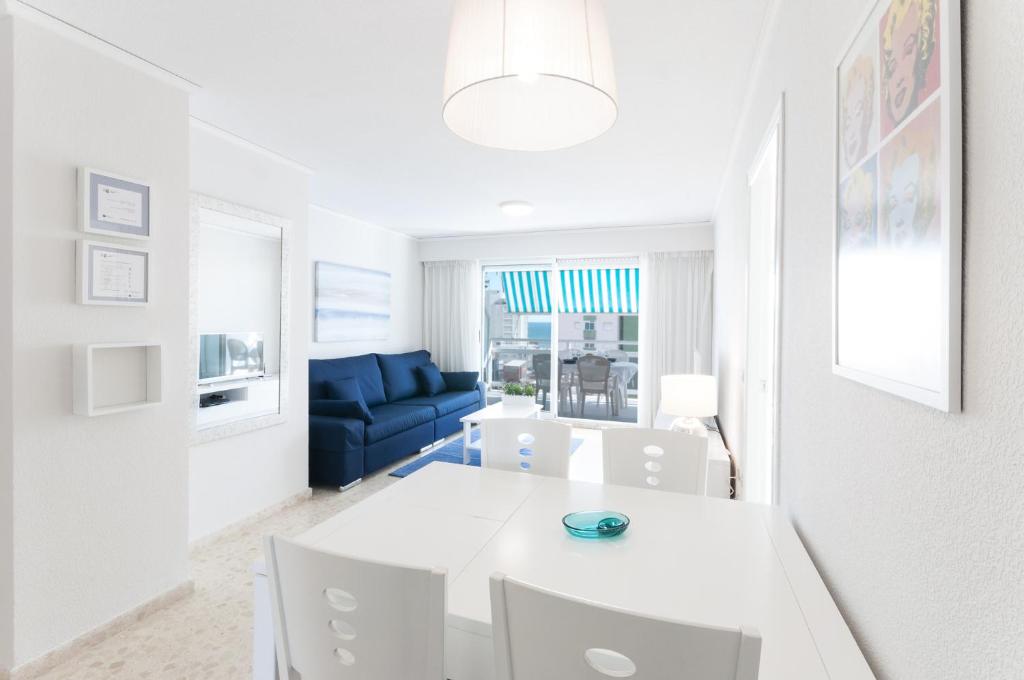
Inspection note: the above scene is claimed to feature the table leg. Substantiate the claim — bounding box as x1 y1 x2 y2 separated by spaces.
463 421 472 464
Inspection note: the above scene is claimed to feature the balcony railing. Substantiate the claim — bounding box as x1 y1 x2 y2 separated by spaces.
485 338 638 389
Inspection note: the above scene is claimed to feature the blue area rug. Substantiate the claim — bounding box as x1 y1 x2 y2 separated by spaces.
390 429 584 478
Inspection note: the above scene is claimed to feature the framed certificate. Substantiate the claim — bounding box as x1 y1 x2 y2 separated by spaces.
77 240 150 306
78 167 151 240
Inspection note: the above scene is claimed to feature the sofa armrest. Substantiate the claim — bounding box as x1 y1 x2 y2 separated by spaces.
309 414 365 452
475 381 486 409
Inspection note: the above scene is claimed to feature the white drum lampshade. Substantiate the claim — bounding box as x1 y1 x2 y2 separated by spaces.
660 375 718 434
442 0 619 151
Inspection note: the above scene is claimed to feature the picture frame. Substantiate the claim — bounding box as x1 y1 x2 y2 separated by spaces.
78 167 151 240
314 261 391 342
77 239 150 306
832 0 962 412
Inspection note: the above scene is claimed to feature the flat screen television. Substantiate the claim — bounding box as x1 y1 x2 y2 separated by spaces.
198 332 265 384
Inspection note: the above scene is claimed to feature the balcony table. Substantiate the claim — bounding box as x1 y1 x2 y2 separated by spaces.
252 463 875 680
561 359 639 414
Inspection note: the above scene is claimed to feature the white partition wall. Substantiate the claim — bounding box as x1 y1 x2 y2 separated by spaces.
2 14 192 671
187 122 311 543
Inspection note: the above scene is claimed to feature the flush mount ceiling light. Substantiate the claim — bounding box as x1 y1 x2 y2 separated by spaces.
499 201 535 217
442 0 619 152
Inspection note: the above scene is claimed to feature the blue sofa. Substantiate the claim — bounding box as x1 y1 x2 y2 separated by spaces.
309 351 485 488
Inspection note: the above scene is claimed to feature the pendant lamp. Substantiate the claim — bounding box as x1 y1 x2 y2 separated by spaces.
442 0 618 151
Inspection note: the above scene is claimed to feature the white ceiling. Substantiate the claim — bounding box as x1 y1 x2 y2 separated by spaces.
27 0 770 238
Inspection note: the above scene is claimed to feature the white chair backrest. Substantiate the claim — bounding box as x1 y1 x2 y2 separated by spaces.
264 535 446 680
481 418 573 478
490 573 761 680
602 427 709 495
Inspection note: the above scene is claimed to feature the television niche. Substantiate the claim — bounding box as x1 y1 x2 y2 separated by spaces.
198 332 265 385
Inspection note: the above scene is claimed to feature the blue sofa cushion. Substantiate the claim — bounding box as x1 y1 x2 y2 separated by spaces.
323 378 373 423
415 363 447 396
441 371 480 391
376 350 432 402
309 414 364 453
364 403 436 444
310 398 372 424
395 390 481 417
309 354 387 407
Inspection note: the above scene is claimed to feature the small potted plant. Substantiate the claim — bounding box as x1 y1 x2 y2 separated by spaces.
502 382 536 410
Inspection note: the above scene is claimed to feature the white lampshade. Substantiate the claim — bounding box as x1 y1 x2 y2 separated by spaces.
442 0 618 151
660 374 718 418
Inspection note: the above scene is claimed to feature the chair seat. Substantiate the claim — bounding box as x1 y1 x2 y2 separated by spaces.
395 390 481 417
365 404 435 444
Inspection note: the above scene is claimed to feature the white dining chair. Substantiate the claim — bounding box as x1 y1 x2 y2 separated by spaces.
481 417 573 478
263 535 446 680
490 573 761 680
601 427 710 495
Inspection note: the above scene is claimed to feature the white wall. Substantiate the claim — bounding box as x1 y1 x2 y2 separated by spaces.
713 2 1024 678
418 222 713 262
7 17 191 668
0 17 13 673
309 206 422 359
188 124 311 542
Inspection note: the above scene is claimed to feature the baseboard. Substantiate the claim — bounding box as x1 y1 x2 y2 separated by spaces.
189 488 313 551
9 580 194 680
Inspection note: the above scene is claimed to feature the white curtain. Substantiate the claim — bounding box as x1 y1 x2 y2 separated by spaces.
638 251 714 427
422 260 481 372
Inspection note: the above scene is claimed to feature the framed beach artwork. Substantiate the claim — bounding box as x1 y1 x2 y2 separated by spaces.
314 262 391 342
832 0 962 412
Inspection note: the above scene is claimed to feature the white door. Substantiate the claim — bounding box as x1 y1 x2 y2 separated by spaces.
743 101 783 505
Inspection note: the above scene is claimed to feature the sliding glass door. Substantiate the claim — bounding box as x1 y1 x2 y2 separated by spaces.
555 260 640 424
481 260 641 423
481 266 554 413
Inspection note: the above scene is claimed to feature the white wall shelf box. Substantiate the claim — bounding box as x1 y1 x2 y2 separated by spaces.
73 343 163 416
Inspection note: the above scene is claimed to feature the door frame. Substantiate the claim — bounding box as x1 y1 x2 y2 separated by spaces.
742 94 785 505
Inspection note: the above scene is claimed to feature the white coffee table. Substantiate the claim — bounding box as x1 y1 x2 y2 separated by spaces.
459 401 543 464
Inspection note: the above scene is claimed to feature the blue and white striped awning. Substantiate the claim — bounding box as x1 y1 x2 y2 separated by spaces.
559 268 639 314
501 268 640 314
501 270 553 313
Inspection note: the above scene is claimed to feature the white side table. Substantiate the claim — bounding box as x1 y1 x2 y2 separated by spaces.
458 402 543 464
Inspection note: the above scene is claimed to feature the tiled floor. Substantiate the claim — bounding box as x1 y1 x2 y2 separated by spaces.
30 428 604 680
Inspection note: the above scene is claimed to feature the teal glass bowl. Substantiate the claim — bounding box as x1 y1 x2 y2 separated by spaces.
562 511 630 539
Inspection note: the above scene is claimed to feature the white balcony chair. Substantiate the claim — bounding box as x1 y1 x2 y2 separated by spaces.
264 535 446 680
490 573 761 680
601 427 710 495
481 417 573 478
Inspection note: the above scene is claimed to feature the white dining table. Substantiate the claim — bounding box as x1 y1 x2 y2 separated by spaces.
253 463 875 680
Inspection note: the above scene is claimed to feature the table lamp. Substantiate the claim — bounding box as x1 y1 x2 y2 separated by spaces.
660 374 718 436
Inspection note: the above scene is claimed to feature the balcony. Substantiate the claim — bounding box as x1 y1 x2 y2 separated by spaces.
485 338 638 423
